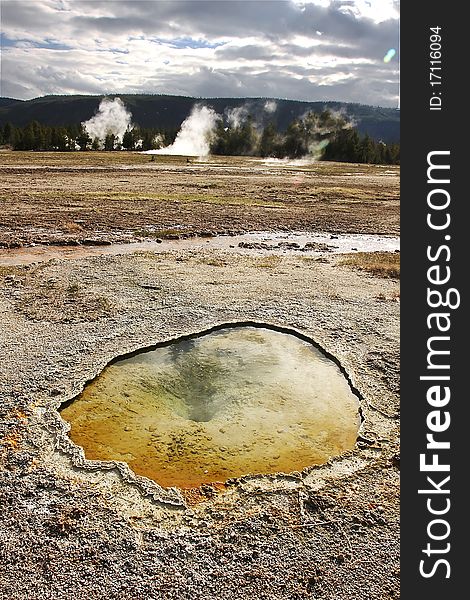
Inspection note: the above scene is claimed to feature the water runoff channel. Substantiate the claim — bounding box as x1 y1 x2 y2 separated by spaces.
0 230 399 266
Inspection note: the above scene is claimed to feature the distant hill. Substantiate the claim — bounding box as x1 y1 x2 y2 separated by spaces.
0 94 399 142
0 98 23 109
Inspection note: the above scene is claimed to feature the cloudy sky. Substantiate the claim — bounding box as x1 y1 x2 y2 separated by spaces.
0 0 399 106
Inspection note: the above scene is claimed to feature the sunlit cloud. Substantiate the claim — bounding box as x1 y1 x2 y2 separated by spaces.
0 0 399 106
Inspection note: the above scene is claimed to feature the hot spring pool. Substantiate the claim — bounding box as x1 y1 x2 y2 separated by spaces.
60 325 361 488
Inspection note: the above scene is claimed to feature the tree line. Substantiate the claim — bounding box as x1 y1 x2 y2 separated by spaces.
0 121 176 152
1 120 83 151
210 111 399 164
0 110 399 164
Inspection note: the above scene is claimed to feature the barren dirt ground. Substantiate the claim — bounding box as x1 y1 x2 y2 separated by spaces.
0 152 399 247
0 152 400 600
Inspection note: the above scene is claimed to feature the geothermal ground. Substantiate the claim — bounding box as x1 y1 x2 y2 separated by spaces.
0 152 400 600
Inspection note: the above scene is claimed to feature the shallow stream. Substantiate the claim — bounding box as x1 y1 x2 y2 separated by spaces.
0 230 399 266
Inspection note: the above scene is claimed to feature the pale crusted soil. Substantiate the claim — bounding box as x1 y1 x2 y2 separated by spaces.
0 249 400 600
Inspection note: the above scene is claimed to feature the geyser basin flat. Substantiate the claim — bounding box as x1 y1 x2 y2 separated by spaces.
60 326 361 488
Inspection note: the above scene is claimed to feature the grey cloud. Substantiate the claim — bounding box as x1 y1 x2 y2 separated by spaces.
0 0 399 106
58 1 397 48
215 45 287 62
1 1 56 30
137 63 397 107
0 79 31 99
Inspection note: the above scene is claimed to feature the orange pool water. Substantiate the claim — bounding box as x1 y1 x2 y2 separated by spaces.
60 326 361 488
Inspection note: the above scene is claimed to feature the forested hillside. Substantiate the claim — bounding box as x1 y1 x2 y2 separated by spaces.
0 95 399 142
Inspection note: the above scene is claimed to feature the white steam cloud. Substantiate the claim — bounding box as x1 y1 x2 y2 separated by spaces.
226 105 248 129
225 100 277 132
261 157 315 167
82 97 133 148
264 100 277 114
145 105 220 157
328 108 356 130
153 133 165 149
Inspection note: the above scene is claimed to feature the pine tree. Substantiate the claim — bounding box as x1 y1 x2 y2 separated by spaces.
259 122 278 157
359 135 376 163
122 129 135 150
282 119 306 158
76 127 91 151
3 122 13 145
104 134 116 151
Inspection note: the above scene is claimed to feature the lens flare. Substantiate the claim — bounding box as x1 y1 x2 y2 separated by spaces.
383 48 396 63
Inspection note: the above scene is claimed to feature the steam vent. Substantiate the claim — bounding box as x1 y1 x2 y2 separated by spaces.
60 325 361 488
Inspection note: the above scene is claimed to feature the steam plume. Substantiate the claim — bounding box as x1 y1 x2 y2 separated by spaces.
225 100 276 130
146 105 220 157
225 105 248 129
264 100 277 114
82 97 133 148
